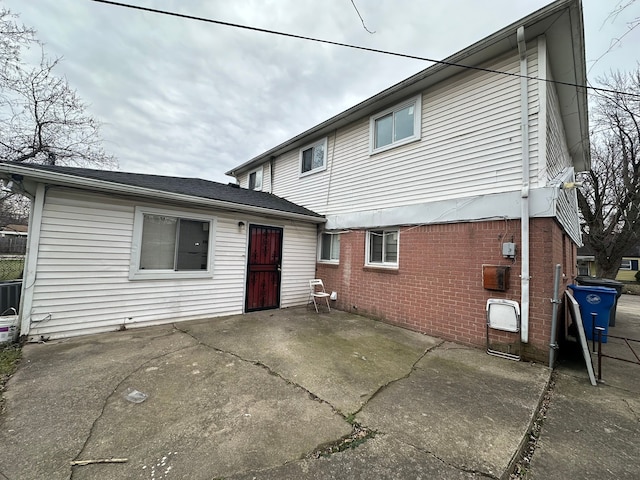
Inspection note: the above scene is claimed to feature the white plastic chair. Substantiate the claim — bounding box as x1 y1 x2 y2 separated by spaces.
308 279 331 313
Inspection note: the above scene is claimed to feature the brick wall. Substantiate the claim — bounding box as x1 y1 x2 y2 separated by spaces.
316 218 576 363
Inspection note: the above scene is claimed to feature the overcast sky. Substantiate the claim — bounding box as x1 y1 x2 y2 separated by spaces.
3 0 639 183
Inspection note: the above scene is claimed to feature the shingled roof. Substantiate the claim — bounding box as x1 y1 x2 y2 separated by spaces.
578 240 640 258
0 162 323 221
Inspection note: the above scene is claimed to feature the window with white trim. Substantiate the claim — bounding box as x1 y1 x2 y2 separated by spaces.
366 229 399 267
130 207 215 280
300 138 327 176
620 259 639 270
577 262 590 276
370 95 422 154
248 167 263 190
319 233 340 263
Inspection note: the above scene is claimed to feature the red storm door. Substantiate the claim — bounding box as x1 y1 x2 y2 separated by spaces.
245 224 283 312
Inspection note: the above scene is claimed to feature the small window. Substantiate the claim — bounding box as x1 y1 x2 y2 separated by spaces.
577 262 590 276
248 168 263 190
319 233 340 263
131 207 214 280
300 138 327 176
617 259 638 271
366 229 399 267
370 95 422 154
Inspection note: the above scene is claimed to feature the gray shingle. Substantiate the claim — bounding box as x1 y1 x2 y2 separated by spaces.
3 162 322 219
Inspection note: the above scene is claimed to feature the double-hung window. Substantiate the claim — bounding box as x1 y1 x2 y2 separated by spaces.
620 259 639 270
366 229 399 267
319 233 340 263
248 167 263 190
300 138 327 176
130 207 215 280
370 95 422 154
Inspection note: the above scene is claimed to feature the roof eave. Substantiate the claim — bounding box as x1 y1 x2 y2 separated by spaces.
0 164 325 224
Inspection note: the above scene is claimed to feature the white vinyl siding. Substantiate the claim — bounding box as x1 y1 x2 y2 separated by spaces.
546 71 572 180
280 222 318 307
239 162 271 192
269 49 540 216
269 134 335 209
554 167 582 245
26 188 316 340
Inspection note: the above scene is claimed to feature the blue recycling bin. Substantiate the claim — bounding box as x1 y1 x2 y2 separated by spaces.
568 284 617 343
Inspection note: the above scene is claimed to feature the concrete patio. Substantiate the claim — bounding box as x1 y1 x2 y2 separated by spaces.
0 307 550 480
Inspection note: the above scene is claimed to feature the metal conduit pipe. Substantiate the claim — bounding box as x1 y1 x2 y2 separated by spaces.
549 264 562 368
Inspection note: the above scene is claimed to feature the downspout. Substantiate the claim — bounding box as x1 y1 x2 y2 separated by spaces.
269 156 275 194
19 182 46 338
517 26 530 343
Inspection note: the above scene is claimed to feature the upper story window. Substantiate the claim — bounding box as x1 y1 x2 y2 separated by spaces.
319 232 340 263
130 207 215 280
366 229 399 268
300 138 327 176
370 95 422 154
249 167 263 190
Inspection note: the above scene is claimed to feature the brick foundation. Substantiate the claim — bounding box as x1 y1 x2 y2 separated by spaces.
316 218 576 364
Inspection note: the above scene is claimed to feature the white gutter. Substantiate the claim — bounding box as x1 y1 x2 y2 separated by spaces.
0 164 325 225
517 26 530 343
19 183 45 337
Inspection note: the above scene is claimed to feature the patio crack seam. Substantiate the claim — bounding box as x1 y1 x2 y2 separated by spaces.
171 325 340 413
351 340 445 416
622 399 640 422
68 342 196 480
400 439 499 479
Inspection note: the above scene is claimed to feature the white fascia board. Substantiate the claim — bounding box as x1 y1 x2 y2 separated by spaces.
0 165 325 225
324 188 559 230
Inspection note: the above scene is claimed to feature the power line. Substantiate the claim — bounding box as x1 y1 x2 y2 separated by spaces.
349 0 375 34
90 0 640 99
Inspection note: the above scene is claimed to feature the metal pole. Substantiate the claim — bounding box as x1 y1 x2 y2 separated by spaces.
592 313 597 353
549 264 562 369
596 327 603 382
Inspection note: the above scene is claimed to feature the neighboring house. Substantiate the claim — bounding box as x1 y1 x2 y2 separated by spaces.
577 243 640 282
0 162 324 341
228 0 589 362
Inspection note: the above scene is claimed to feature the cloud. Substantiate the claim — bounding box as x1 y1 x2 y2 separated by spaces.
3 0 640 182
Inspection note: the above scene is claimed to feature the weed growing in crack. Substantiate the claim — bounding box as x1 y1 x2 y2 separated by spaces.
309 423 377 458
0 345 21 415
510 373 557 478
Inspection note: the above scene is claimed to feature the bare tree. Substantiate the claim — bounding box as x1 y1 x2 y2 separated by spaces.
0 6 116 227
577 69 640 278
0 7 116 168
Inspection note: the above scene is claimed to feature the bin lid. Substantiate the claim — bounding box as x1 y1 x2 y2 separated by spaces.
568 284 618 294
575 276 623 286
575 276 623 296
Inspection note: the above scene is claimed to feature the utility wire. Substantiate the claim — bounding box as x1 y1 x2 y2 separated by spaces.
349 0 375 34
90 0 640 99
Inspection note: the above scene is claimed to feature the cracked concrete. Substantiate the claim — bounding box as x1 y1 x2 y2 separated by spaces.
0 307 550 479
357 342 550 479
526 293 640 479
